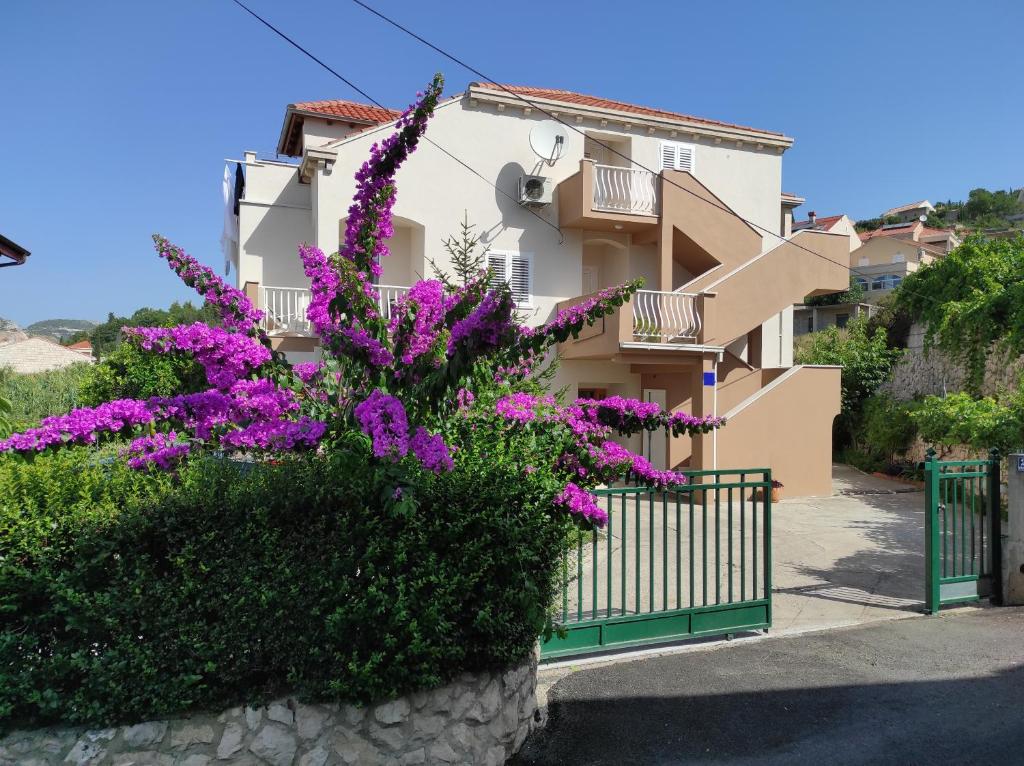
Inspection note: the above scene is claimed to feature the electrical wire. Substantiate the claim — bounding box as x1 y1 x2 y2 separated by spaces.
229 0 564 241
349 0 953 304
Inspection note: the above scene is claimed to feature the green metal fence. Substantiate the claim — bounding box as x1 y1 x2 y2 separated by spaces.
540 469 773 660
924 449 1003 613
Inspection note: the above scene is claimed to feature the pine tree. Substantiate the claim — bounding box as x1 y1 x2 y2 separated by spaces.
431 212 489 286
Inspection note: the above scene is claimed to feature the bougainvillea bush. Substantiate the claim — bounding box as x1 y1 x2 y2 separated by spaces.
0 74 721 727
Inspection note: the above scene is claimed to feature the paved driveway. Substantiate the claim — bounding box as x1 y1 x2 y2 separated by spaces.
516 607 1024 765
771 464 925 635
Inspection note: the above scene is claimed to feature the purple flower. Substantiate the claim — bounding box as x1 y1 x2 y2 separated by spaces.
125 323 271 390
124 432 191 470
354 389 410 459
410 427 454 473
153 236 264 333
554 482 608 526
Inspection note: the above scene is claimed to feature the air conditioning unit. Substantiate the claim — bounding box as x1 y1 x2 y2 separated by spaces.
518 175 553 206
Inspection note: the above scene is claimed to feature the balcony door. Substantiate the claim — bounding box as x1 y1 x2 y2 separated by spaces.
641 388 667 470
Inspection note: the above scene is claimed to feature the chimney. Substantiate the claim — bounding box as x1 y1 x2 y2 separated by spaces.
808 211 817 224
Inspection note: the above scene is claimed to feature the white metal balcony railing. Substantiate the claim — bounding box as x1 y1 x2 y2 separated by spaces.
632 290 701 343
377 284 410 322
260 285 313 336
592 164 660 216
259 284 411 336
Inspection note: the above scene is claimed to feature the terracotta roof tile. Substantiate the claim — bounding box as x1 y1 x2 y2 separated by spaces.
290 99 401 124
793 214 845 231
473 83 785 137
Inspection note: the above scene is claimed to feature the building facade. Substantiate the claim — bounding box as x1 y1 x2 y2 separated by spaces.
228 83 849 495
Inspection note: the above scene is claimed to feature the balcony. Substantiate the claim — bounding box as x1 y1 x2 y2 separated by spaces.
558 159 661 232
557 289 707 360
259 284 410 337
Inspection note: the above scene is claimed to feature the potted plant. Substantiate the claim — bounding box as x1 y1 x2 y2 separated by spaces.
770 479 783 502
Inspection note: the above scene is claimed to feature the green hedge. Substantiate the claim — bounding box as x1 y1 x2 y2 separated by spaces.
0 447 572 729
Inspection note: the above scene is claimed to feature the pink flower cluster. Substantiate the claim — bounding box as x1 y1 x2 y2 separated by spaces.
340 79 441 278
495 392 554 423
554 482 608 525
154 236 263 333
447 290 515 356
391 280 447 365
410 427 454 473
0 399 156 452
124 323 271 390
0 378 323 465
355 389 411 459
124 432 191 470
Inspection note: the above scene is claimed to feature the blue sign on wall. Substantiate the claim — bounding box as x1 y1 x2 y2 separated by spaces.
703 371 716 387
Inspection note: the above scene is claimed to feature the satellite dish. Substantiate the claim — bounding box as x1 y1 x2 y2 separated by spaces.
530 121 568 164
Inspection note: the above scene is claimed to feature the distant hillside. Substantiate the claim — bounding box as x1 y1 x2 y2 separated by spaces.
0 317 18 332
25 318 97 341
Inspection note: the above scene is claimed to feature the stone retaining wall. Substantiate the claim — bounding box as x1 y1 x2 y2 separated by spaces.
0 653 539 766
880 324 1024 402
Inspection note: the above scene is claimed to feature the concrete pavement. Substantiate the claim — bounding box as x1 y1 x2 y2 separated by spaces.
517 606 1024 765
771 465 925 635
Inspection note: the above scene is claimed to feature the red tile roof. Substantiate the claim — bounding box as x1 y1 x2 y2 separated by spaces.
472 83 785 138
68 340 92 350
858 222 956 243
793 214 845 231
291 99 401 124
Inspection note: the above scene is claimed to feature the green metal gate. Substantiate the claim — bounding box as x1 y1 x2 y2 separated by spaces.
924 449 1003 613
541 469 773 660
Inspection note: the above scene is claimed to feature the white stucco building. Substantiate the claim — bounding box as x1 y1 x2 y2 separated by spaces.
227 82 851 495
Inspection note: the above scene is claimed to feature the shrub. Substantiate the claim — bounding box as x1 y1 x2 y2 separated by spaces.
858 394 918 462
78 341 207 406
795 318 902 447
0 364 93 430
910 392 1023 454
0 446 572 728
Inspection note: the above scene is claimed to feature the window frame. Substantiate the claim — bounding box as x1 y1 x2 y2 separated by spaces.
659 140 697 173
487 249 534 308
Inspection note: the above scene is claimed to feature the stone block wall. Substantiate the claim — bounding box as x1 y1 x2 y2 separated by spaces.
0 653 539 766
880 324 1024 402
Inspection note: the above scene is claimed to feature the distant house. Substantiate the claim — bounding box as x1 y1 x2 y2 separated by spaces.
881 200 935 223
0 234 30 268
794 301 878 335
859 219 960 253
851 236 945 302
67 339 94 360
0 337 94 373
792 212 861 252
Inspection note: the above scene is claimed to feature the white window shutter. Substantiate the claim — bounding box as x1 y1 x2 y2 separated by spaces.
487 252 507 290
488 251 532 306
660 142 677 171
660 141 695 172
508 254 532 306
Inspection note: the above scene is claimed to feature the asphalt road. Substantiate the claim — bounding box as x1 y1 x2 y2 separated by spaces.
515 607 1024 765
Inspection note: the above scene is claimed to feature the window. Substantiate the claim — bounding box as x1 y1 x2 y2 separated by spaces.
858 257 869 266
488 250 533 307
806 316 814 333
659 141 696 173
892 252 906 263
854 277 868 289
836 313 850 329
870 274 902 291
578 387 607 401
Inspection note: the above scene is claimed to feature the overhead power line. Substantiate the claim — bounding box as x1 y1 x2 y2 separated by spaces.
349 0 951 304
229 0 563 241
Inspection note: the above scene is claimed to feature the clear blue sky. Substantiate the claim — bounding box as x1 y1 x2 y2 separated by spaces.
2 0 1021 327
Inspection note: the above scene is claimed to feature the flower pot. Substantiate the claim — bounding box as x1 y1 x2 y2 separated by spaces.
771 487 782 503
